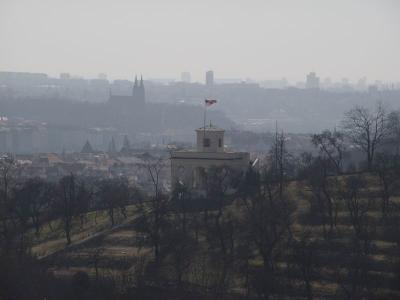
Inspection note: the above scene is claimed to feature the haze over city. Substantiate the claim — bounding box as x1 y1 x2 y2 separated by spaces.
1 0 399 82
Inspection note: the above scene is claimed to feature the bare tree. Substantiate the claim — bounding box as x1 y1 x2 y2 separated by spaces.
302 156 340 238
289 231 319 300
239 132 296 299
342 103 389 170
166 183 197 288
269 130 290 199
0 155 16 252
97 178 129 226
135 156 169 265
13 178 51 235
204 166 240 295
373 153 400 221
54 174 88 245
338 175 375 298
89 246 104 281
387 110 400 155
311 129 346 174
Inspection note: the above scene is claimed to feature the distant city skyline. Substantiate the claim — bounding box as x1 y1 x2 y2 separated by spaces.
1 0 399 82
2 69 398 89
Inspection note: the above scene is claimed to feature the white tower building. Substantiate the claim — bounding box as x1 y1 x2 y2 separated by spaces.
170 124 249 190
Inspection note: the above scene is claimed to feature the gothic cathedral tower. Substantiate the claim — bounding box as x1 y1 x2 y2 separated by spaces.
132 75 145 105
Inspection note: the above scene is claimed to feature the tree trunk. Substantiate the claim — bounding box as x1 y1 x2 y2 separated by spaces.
65 218 71 245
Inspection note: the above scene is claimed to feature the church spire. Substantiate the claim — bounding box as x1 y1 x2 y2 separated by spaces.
108 137 117 155
139 74 145 104
120 135 131 155
132 74 145 104
81 140 94 153
133 75 138 96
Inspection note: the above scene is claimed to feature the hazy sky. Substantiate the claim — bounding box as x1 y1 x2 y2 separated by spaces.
0 0 399 83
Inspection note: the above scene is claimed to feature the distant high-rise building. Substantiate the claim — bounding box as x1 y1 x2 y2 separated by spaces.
305 72 320 89
181 72 191 83
60 73 70 80
206 70 214 86
322 77 332 89
98 73 107 80
341 78 350 86
368 85 378 93
356 77 367 91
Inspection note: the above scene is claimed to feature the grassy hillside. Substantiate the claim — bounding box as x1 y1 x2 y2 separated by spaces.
32 174 400 299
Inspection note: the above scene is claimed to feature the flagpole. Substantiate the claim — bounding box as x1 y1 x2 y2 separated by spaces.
203 99 216 149
203 99 207 145
204 100 207 129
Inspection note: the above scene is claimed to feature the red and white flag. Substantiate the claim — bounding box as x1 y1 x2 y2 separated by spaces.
205 99 217 106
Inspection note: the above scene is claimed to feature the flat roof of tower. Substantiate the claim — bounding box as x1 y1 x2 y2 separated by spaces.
170 150 249 160
195 124 224 132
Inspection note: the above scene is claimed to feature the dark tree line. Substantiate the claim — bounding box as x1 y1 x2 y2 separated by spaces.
0 164 141 252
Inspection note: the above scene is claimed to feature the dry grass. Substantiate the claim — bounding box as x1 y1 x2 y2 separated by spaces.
31 205 137 258
32 175 400 298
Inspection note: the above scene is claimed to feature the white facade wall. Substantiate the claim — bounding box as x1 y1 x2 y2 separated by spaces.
171 126 250 189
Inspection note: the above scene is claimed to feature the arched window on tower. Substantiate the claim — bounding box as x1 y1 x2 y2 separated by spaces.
177 166 185 184
203 138 210 147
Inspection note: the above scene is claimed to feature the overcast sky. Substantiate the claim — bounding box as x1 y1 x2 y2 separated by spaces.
0 0 399 83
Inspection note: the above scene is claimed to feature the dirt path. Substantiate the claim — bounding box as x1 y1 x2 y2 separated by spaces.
39 217 138 261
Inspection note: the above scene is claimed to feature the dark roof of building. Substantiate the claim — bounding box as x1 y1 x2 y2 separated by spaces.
81 140 94 153
109 95 134 102
196 124 225 132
